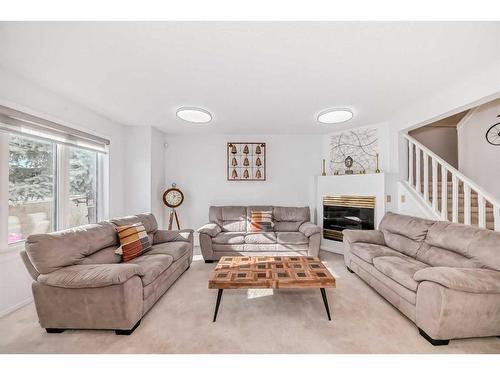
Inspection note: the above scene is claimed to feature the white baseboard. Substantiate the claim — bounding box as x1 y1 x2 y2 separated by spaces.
0 297 32 318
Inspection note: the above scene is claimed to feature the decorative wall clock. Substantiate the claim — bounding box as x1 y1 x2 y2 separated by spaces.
227 142 266 181
162 183 184 229
486 117 500 146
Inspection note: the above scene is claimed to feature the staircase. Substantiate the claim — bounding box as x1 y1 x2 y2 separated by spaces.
403 134 500 231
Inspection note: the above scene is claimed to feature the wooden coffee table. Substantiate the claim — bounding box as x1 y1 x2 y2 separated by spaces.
208 256 336 322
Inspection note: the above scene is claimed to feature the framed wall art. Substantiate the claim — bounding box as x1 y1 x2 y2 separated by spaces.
227 142 266 181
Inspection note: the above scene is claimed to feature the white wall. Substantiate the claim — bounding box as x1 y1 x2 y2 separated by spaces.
0 67 130 317
458 98 500 199
164 134 322 241
150 127 167 228
409 125 458 168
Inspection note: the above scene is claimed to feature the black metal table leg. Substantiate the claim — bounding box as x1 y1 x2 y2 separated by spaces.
320 288 331 321
213 289 224 322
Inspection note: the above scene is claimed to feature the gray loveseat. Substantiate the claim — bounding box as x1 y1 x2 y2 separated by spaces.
343 211 500 345
198 206 321 262
21 213 193 335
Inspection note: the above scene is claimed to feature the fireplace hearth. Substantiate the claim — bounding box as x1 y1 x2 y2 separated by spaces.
323 195 375 241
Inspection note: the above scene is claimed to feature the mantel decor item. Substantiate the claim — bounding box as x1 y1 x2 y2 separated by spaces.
162 183 184 230
227 142 266 181
344 156 354 175
329 128 378 174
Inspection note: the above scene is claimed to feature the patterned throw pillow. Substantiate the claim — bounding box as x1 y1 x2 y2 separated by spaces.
115 223 152 262
249 210 274 232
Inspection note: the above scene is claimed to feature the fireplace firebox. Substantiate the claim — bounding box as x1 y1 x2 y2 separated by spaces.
323 195 375 241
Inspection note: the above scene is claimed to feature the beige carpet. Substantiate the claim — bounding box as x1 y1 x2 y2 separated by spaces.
1 249 499 354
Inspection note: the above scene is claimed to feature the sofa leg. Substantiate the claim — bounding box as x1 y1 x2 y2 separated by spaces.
346 266 354 273
418 328 450 346
115 320 141 336
46 328 65 333
205 260 214 263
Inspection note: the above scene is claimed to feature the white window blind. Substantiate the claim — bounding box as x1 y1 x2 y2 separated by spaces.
0 105 110 153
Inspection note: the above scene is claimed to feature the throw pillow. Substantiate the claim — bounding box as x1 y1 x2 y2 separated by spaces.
250 210 274 232
115 223 152 262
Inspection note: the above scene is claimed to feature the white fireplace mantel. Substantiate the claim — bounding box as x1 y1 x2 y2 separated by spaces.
316 173 386 254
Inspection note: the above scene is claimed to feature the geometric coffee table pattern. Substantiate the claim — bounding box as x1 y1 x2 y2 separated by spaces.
208 256 336 322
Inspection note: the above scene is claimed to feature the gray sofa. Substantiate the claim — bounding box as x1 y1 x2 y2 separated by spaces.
198 206 321 262
21 213 193 335
343 211 500 345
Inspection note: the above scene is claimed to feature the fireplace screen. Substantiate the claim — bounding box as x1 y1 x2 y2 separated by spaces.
323 195 375 241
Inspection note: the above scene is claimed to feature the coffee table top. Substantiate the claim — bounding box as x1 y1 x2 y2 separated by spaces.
208 256 336 289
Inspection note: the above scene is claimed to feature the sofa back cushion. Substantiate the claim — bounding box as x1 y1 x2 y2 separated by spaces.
273 206 310 232
379 212 434 258
422 221 500 271
25 222 118 274
209 206 247 232
109 213 158 234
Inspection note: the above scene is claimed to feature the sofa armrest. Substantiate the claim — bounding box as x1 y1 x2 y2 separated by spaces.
197 222 222 237
153 229 193 244
414 267 500 294
342 229 385 246
37 263 143 289
299 222 321 237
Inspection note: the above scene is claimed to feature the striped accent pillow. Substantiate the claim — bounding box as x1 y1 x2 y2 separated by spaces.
250 210 274 232
115 223 152 262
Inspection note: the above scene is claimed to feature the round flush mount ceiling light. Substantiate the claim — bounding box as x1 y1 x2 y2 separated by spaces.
317 108 354 124
176 107 212 123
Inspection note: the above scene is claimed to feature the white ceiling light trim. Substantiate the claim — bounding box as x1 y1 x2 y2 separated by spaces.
317 108 354 124
176 107 212 123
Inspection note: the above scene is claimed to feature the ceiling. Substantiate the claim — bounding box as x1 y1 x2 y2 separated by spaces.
0 22 498 134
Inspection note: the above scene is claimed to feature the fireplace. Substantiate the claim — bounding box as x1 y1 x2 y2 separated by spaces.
323 195 375 241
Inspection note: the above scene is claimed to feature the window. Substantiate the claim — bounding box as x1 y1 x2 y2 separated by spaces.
8 136 56 244
6 134 102 244
68 147 98 228
0 105 109 248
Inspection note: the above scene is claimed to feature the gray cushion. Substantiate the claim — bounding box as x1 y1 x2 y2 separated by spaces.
148 241 191 261
273 206 310 232
153 229 193 244
414 267 500 294
37 263 142 288
379 212 435 241
373 255 429 291
350 242 403 264
213 232 246 245
78 245 121 265
25 222 118 274
128 254 173 286
109 213 158 234
416 243 483 269
245 232 277 244
426 221 500 271
276 232 308 245
209 206 247 232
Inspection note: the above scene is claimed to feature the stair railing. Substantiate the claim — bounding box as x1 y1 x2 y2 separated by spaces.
403 134 500 231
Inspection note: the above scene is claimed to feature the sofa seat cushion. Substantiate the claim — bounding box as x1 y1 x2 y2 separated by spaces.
148 241 190 261
350 242 403 264
276 232 308 245
373 256 429 291
213 232 246 244
37 263 142 288
245 232 277 244
128 254 173 286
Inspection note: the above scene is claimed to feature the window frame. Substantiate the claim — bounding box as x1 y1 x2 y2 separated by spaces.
0 132 108 251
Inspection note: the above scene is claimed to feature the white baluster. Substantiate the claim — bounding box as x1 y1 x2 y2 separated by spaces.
423 152 429 203
441 165 448 220
408 141 414 187
452 174 459 223
415 146 421 194
463 184 471 225
494 206 500 231
432 158 438 212
478 195 486 229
